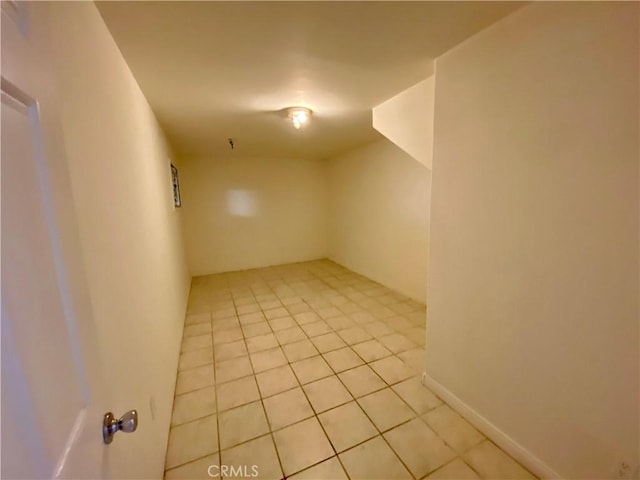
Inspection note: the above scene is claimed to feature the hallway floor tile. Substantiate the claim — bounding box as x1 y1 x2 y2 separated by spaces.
165 260 536 480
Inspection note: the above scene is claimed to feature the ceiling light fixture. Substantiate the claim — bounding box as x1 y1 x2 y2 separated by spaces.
287 107 312 129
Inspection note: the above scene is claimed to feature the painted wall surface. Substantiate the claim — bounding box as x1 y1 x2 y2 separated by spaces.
327 139 430 302
373 76 435 169
181 156 327 275
426 3 639 478
47 3 190 478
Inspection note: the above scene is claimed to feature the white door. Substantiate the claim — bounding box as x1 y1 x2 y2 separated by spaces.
1 2 130 478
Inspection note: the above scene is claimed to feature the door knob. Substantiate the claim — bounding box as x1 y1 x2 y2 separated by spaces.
103 410 138 444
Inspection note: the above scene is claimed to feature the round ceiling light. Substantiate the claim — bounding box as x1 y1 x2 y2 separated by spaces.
287 107 312 129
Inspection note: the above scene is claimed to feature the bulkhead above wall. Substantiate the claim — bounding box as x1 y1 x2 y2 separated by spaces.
372 76 435 169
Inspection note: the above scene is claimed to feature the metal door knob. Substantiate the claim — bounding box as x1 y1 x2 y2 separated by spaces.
103 410 138 444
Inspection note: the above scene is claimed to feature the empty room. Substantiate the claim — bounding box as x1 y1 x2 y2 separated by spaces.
1 1 638 480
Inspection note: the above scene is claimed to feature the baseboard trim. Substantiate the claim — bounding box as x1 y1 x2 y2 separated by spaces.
421 372 563 480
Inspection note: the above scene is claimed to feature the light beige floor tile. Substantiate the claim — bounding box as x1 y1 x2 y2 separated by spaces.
377 333 416 354
357 388 415 432
404 326 426 346
220 434 283 480
370 306 396 320
339 436 411 480
260 300 283 311
318 401 378 452
315 306 342 319
218 401 270 449
273 417 334 476
326 315 357 331
352 339 393 362
362 321 394 338
214 340 248 362
183 322 212 338
328 295 350 306
250 347 288 373
387 302 415 314
246 333 279 353
263 387 314 430
213 317 241 332
239 312 266 326
213 327 244 345
349 311 376 325
337 327 373 345
165 415 218 469
301 320 332 337
426 458 480 479
288 457 347 480
283 339 319 362
338 302 362 315
168 263 483 480
274 326 306 345
212 307 237 320
269 316 296 331
172 386 217 426
310 332 347 353
179 347 213 371
288 303 312 315
241 321 271 339
291 356 333 384
392 377 442 414
186 304 209 315
323 347 364 373
256 292 277 301
215 356 253 384
463 441 536 479
369 356 415 385
338 365 386 398
385 316 414 331
185 313 211 325
397 348 425 373
234 296 256 306
281 296 304 306
407 306 426 318
384 418 455 478
264 306 289 320
307 298 332 310
176 364 215 395
423 405 485 454
216 375 260 411
303 376 352 413
293 311 322 325
236 303 261 315
375 295 396 305
256 364 299 397
164 454 219 479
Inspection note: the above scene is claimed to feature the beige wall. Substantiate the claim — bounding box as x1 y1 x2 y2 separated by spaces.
327 139 430 302
373 76 435 169
181 156 327 275
426 3 639 478
48 3 190 478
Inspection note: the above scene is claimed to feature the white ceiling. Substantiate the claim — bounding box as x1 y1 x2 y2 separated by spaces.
97 1 524 160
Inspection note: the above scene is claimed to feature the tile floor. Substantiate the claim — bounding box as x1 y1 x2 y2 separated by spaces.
165 260 536 480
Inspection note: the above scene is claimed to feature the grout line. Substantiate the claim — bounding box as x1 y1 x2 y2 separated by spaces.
210 298 222 473
234 283 288 480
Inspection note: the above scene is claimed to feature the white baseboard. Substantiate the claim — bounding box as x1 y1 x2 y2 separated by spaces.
421 372 563 480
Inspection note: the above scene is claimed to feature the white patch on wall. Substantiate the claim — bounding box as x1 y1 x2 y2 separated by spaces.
226 189 256 217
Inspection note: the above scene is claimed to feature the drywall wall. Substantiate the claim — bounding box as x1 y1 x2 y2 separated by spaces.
180 156 326 275
327 139 430 302
426 2 639 478
47 3 190 478
373 76 435 169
